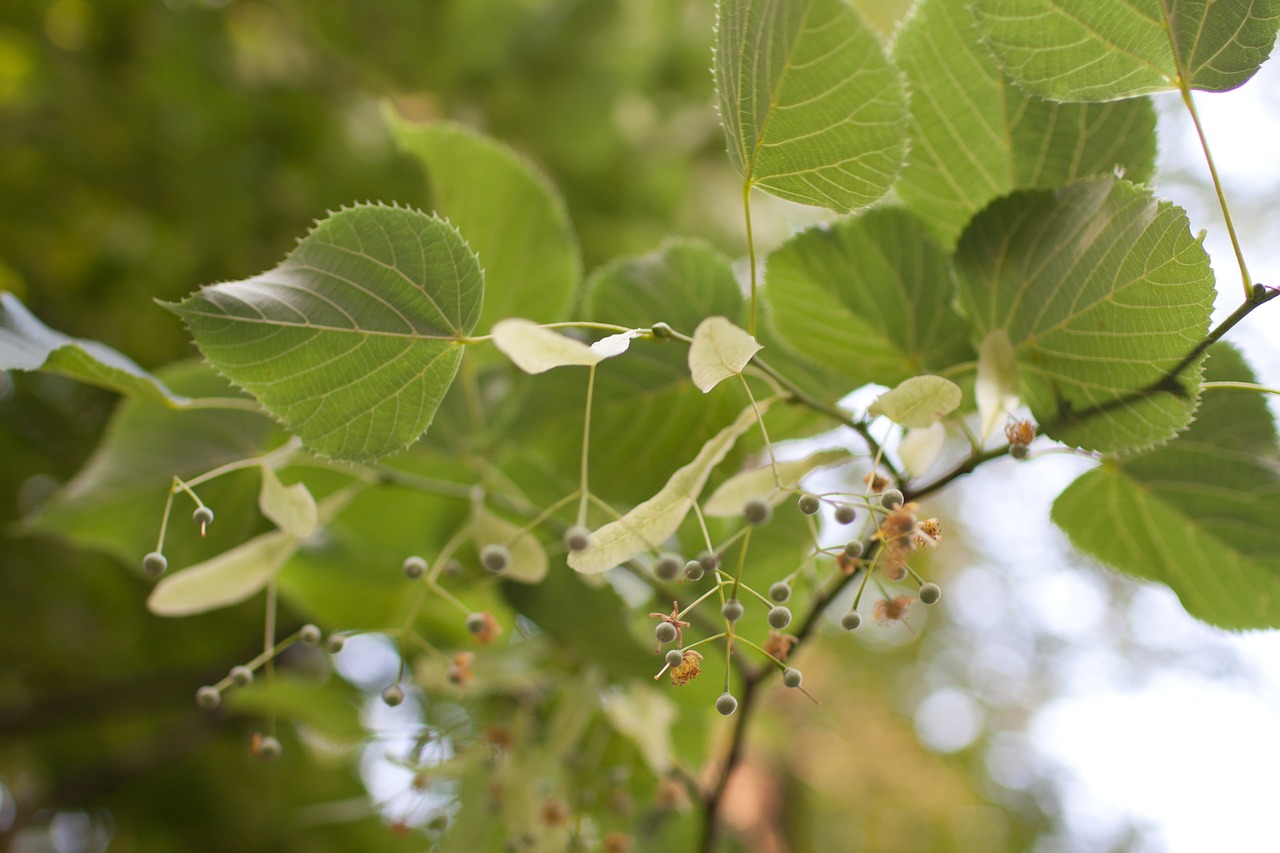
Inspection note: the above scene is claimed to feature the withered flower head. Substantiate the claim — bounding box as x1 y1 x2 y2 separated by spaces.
864 471 891 493
763 630 798 662
447 651 475 688
1004 418 1037 447
669 649 703 686
873 595 916 626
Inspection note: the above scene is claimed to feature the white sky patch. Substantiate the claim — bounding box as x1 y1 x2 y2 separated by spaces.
1032 679 1280 853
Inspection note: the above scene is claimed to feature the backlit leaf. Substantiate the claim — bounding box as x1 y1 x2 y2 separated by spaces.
1052 345 1280 629
764 207 974 389
703 449 850 517
975 329 1020 444
258 466 318 539
971 0 1280 100
955 177 1214 453
868 375 962 428
471 504 549 584
167 204 483 462
148 531 298 617
715 0 908 211
492 319 605 373
894 0 1157 246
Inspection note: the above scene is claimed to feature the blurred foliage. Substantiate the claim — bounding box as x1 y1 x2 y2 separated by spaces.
1 0 1065 850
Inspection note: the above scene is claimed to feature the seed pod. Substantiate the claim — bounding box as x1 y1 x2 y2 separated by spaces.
255 734 282 762
650 322 673 340
196 686 221 709
918 582 942 605
142 551 168 577
782 668 803 689
684 560 705 581
881 488 904 510
841 611 862 631
564 526 591 552
1010 444 1030 460
844 539 864 559
403 556 427 579
654 622 678 644
834 505 856 525
230 665 253 687
721 599 744 623
665 648 685 668
481 544 511 574
382 685 405 707
466 613 488 635
192 506 214 528
768 581 791 603
698 552 719 572
299 624 321 644
325 634 346 654
715 693 738 716
797 494 820 516
767 605 792 630
654 553 682 581
743 498 772 526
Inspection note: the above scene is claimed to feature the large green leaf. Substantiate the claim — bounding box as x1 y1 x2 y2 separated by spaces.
954 176 1215 453
27 362 277 568
763 206 974 389
715 0 908 211
167 204 483 462
894 0 1157 247
971 0 1280 100
1053 345 1280 629
389 117 579 333
1 292 188 407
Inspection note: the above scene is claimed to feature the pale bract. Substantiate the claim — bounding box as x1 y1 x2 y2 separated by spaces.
899 423 947 477
702 449 850 517
688 316 761 392
868 375 962 429
976 329 1020 444
568 400 771 573
148 531 299 617
258 465 318 539
492 318 605 373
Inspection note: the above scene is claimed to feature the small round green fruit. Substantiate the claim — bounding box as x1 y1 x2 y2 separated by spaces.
721 599 744 623
564 526 591 552
844 540 864 559
797 494 821 516
767 605 792 630
881 488 905 510
466 613 487 635
192 506 214 528
841 611 862 631
715 693 738 716
230 665 253 687
782 668 803 689
655 622 678 644
918 582 942 605
768 581 791 603
654 553 682 581
299 624 321 645
403 555 427 579
834 505 856 525
325 634 346 654
684 560 705 581
196 686 221 709
743 498 772 526
143 551 167 577
665 649 684 668
382 685 405 707
256 735 282 762
481 544 511 574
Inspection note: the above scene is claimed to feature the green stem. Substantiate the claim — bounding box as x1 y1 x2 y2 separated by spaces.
1202 381 1280 395
578 365 596 524
742 181 759 337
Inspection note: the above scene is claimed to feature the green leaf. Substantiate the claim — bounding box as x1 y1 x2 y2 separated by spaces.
702 449 850 517
470 504 549 584
1052 345 1280 629
894 0 1157 246
27 362 276 568
167 204 483 462
868 375 962 429
971 0 1280 100
568 400 771 574
147 530 298 617
764 207 974 388
601 684 678 775
955 176 1214 453
898 423 947 476
688 316 761 392
715 0 908 211
1 292 188 406
258 466 318 539
388 115 579 332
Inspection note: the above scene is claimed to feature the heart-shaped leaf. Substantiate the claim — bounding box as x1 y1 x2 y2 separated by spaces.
688 316 761 392
868 376 962 429
971 0 1280 100
715 0 908 211
167 204 483 462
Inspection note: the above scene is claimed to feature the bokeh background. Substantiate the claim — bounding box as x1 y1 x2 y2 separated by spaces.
2 1 1277 851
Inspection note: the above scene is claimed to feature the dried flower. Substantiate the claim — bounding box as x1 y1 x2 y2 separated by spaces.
1004 417 1036 447
655 777 690 811
873 595 916 626
603 832 633 853
540 797 570 827
864 471 890 492
471 611 503 645
763 630 798 662
669 649 703 685
836 551 859 575
447 651 475 688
